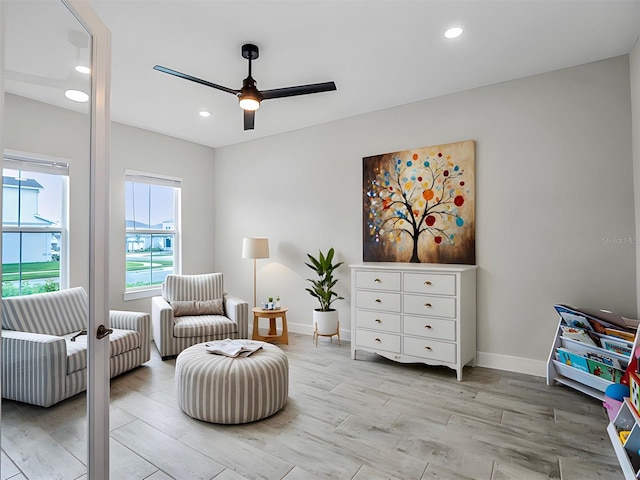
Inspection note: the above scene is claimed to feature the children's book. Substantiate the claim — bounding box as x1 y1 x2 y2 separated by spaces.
586 357 624 383
601 338 633 357
556 347 590 373
560 326 597 347
604 328 636 343
555 305 593 331
555 304 637 335
585 351 621 369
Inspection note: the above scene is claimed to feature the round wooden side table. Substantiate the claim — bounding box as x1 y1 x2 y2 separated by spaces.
252 307 289 345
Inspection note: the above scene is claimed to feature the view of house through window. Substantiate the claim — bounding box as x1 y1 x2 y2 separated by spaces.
2 154 69 297
125 171 181 293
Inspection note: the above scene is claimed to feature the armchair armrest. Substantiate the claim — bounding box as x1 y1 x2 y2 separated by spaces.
110 310 151 363
151 296 175 357
2 330 67 407
224 294 249 339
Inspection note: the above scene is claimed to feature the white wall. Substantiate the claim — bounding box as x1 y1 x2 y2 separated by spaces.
214 56 637 376
108 122 216 313
3 94 217 315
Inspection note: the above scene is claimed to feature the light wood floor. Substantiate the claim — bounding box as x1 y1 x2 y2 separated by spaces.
1 333 624 480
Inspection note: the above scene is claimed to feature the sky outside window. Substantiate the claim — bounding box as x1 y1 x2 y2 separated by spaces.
125 182 174 228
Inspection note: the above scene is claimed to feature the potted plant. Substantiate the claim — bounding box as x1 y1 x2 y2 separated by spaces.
305 247 344 341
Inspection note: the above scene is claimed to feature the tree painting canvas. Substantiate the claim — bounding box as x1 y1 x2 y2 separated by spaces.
363 140 475 264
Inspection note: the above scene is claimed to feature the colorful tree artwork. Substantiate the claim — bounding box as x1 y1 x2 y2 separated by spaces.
363 140 475 264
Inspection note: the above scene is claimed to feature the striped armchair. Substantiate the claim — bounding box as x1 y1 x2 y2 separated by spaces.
1 287 151 407
151 273 249 359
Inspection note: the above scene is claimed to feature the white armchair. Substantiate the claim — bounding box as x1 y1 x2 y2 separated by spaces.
1 287 150 407
151 273 249 359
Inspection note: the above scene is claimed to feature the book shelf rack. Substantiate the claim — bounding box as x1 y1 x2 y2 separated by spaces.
547 317 635 400
547 312 640 479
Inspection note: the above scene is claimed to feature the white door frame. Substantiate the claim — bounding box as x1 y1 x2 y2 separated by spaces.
62 1 112 477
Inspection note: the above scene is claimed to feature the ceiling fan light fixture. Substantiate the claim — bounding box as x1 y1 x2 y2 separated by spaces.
238 77 262 111
239 96 260 111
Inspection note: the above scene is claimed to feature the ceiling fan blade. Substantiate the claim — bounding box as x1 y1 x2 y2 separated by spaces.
244 110 255 130
153 65 238 96
261 81 336 100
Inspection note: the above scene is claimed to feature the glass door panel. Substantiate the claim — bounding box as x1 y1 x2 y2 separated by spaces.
2 0 110 477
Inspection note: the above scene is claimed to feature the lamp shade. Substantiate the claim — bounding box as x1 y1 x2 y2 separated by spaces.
242 237 270 259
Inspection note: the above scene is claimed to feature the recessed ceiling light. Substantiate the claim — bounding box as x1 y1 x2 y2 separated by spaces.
64 89 89 102
199 111 211 117
445 26 463 39
75 65 91 75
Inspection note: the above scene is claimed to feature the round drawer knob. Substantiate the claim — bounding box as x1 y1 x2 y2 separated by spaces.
424 325 432 329
375 319 382 323
375 298 382 303
424 303 432 308
374 278 381 283
424 346 432 351
425 281 432 286
374 338 381 343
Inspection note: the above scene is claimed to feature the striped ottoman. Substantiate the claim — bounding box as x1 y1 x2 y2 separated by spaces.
175 341 288 424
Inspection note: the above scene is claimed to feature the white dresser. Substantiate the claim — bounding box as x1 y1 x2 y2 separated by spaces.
350 262 477 381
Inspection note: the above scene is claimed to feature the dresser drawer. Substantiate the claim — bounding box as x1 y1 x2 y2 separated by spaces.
403 294 456 318
355 310 401 333
355 270 401 291
403 316 456 341
356 329 401 353
356 290 401 312
403 336 456 363
403 273 456 296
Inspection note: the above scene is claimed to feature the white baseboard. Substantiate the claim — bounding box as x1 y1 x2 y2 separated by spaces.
267 322 545 378
476 351 547 378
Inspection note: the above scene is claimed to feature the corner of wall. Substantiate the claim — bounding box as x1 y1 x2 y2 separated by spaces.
630 40 640 317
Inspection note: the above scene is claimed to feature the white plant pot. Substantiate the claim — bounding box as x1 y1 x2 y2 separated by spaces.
313 309 339 335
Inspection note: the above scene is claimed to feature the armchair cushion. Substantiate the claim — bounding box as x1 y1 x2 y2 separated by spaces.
2 287 87 335
63 329 142 375
163 273 223 302
173 315 236 338
171 299 224 316
65 336 88 374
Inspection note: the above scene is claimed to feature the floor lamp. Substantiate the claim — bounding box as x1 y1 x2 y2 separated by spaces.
242 237 270 307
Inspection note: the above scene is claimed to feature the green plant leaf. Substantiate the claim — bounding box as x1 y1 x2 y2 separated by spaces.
304 248 343 311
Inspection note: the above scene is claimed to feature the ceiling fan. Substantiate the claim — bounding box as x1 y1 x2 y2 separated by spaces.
153 43 337 131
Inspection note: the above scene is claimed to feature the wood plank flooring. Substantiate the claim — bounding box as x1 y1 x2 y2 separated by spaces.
1 334 624 479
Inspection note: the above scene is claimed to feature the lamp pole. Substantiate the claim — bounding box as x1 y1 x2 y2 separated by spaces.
252 257 257 308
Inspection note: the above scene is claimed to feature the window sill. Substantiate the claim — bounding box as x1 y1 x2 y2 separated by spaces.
124 286 161 302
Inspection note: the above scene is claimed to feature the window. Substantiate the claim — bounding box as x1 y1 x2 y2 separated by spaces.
125 170 181 299
2 151 69 297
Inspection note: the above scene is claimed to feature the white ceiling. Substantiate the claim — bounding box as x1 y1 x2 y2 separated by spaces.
6 1 640 149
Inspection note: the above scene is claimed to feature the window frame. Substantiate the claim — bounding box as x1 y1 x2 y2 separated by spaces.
2 149 70 297
123 169 181 301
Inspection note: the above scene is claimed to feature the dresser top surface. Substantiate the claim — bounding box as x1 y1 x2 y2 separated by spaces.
349 262 477 272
